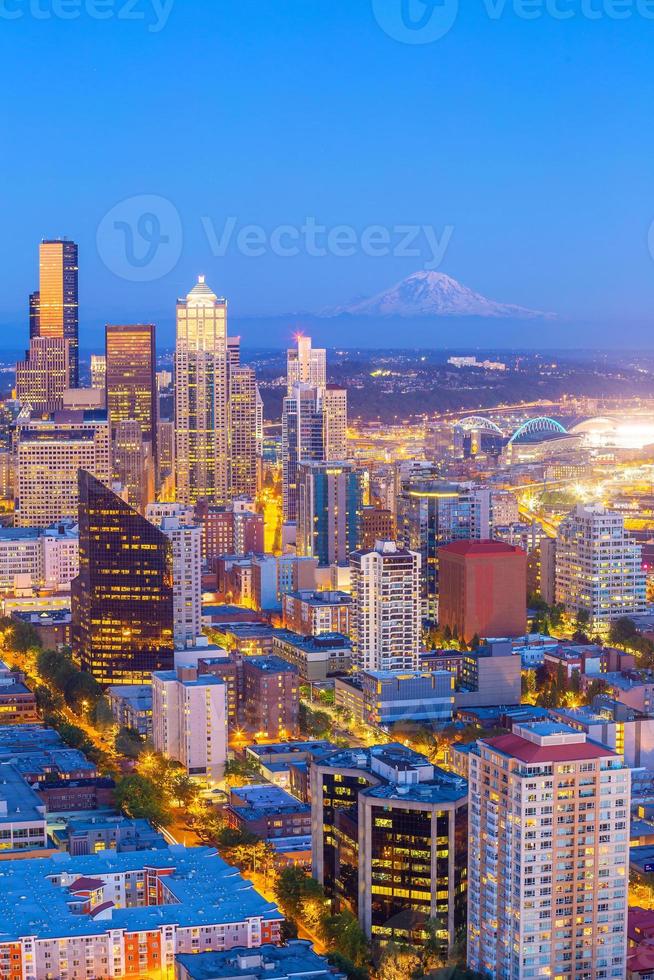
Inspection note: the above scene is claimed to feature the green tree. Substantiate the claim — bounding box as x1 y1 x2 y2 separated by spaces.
64 670 102 712
11 620 43 654
374 942 421 980
321 909 369 966
170 772 198 808
114 773 171 826
115 727 145 759
37 648 76 690
275 867 324 921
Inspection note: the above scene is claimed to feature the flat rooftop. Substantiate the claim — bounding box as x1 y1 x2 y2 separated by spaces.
175 941 338 980
246 740 336 759
0 846 282 941
365 766 468 806
0 762 46 826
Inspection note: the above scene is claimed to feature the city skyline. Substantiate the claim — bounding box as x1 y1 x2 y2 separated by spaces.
2 2 654 347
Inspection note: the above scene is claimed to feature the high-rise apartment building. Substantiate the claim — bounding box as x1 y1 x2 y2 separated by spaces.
349 541 421 671
175 277 229 505
240 655 300 739
14 409 111 527
16 337 70 411
71 471 174 684
555 505 646 629
152 667 227 780
287 335 326 394
438 540 527 642
311 744 468 952
196 499 263 563
282 385 325 522
321 384 348 460
146 504 202 649
297 460 362 567
113 419 154 513
34 239 79 386
396 480 491 620
467 722 630 979
229 365 259 498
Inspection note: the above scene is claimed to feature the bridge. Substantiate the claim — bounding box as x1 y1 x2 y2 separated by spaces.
508 416 567 444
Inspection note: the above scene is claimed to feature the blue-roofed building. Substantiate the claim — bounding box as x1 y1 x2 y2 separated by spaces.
0 761 48 852
175 940 345 980
0 846 282 976
51 814 167 855
226 784 311 842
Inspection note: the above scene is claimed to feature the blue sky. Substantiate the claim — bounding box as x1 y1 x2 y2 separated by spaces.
1 0 653 347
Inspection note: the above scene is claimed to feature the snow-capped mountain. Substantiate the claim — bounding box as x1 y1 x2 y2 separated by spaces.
322 271 553 319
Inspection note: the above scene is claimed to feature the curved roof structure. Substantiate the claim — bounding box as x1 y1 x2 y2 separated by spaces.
458 416 504 436
508 417 567 444
569 417 618 434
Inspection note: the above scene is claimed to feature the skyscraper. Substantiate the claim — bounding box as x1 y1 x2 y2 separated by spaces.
229 365 258 498
105 324 157 508
555 504 647 629
71 471 174 684
296 460 362 567
467 722 630 979
175 277 229 505
282 385 325 522
396 480 492 620
14 409 111 527
287 335 326 394
16 337 70 412
349 541 421 671
36 239 79 386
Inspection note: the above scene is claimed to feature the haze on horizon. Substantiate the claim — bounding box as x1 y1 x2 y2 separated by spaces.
1 0 653 349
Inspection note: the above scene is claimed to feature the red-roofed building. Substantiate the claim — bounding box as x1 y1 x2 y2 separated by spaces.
438 539 526 642
468 722 630 979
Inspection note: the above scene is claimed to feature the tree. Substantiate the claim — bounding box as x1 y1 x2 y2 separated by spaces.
93 695 115 731
37 648 76 690
114 773 171 826
115 727 145 759
321 910 369 966
326 952 368 980
64 670 102 712
11 620 42 654
375 943 421 980
275 867 325 921
170 772 198 808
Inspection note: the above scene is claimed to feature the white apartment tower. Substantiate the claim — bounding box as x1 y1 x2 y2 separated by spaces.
555 504 646 629
152 668 227 781
174 277 229 505
286 335 326 394
145 504 202 649
349 540 421 671
468 722 630 980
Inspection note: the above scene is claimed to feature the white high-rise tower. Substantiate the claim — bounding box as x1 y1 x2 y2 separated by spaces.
174 276 228 505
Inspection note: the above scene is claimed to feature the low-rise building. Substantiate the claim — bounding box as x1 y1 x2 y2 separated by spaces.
335 669 454 729
106 685 153 737
52 815 167 855
550 695 654 769
0 660 38 724
454 640 522 709
272 630 352 682
281 589 351 637
175 940 345 980
0 846 282 977
226 784 311 841
0 762 48 854
11 609 72 649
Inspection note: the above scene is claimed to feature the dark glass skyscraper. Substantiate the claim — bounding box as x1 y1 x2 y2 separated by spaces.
37 239 79 386
71 470 174 684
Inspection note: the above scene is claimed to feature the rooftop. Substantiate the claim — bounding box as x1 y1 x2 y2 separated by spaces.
484 727 619 764
175 940 342 980
439 539 525 557
365 766 467 806
0 762 46 826
274 630 351 652
246 741 337 760
244 655 298 674
0 846 281 942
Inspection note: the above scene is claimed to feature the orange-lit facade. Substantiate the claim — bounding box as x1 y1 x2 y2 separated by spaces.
36 239 79 385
